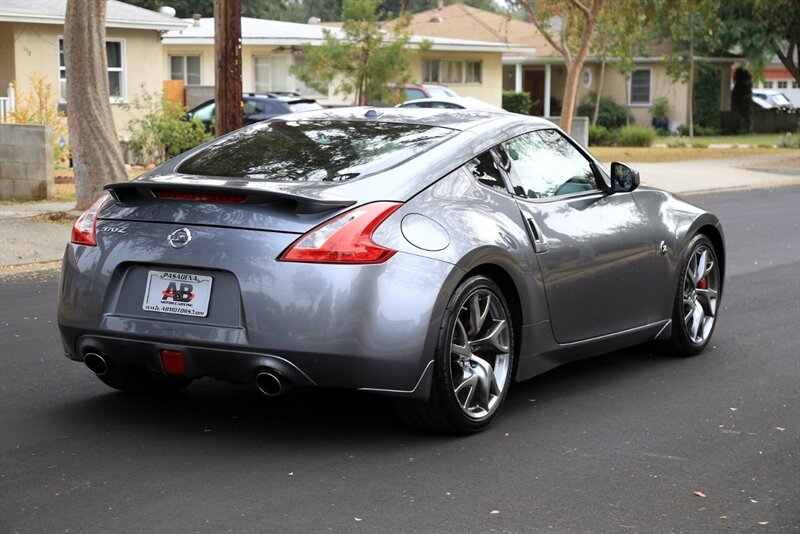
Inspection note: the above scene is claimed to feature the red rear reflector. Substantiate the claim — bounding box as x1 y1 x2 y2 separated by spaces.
156 190 246 203
279 202 403 264
160 349 186 375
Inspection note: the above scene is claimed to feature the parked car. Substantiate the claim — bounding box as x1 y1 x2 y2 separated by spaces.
368 83 459 106
399 96 504 111
60 107 724 434
187 92 323 129
751 89 795 111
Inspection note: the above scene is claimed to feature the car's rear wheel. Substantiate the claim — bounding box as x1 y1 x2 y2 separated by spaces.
395 275 514 434
96 361 192 395
664 234 721 356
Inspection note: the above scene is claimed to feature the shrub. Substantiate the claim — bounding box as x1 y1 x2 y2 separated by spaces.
588 124 610 146
619 125 656 147
676 124 720 137
731 67 753 133
777 133 800 148
502 91 532 115
577 93 630 130
693 63 721 131
6 74 70 163
124 87 212 165
720 111 747 135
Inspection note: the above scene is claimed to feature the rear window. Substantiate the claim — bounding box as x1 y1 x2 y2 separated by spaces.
288 102 323 113
177 120 455 182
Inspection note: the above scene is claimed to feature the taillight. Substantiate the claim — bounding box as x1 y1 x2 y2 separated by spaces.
279 201 403 264
70 194 110 246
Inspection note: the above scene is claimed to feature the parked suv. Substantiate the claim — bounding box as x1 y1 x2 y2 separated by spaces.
187 92 323 130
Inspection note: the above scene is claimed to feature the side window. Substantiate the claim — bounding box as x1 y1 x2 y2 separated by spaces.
193 102 215 122
242 99 259 115
466 149 507 193
403 88 426 100
503 129 597 198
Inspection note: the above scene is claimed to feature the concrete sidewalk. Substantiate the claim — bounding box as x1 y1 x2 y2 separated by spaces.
1 153 798 270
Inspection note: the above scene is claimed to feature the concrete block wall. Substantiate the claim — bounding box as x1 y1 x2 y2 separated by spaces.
0 124 54 201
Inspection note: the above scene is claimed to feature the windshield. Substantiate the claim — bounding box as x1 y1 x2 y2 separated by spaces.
177 120 455 182
772 94 791 105
427 86 458 98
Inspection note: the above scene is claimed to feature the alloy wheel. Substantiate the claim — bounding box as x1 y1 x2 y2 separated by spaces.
682 244 719 345
449 288 511 420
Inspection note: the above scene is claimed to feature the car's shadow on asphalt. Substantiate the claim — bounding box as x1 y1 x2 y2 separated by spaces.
53 345 687 447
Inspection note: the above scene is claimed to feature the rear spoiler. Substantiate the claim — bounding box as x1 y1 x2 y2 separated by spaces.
105 180 356 215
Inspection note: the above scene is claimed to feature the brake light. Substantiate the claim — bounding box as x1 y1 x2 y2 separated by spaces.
155 189 246 203
279 202 403 264
70 194 111 246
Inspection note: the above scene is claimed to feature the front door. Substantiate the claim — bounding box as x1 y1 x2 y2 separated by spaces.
523 70 545 116
503 129 657 343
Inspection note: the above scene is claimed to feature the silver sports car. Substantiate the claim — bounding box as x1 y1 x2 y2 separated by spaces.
58 108 724 434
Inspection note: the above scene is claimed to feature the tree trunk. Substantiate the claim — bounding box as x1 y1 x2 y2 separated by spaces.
559 0 604 133
593 49 608 126
215 0 242 136
64 0 127 211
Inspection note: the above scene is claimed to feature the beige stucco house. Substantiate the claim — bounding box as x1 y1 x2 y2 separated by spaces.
161 16 531 109
405 3 737 130
0 0 187 135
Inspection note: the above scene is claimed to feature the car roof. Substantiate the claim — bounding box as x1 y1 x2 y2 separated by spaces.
270 106 545 132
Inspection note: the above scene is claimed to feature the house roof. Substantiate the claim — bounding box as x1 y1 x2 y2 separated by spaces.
0 0 188 31
161 16 534 54
400 3 555 58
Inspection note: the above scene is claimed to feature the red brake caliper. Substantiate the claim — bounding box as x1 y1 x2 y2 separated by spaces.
697 277 708 289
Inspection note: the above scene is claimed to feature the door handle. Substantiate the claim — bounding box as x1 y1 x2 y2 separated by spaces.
527 217 550 253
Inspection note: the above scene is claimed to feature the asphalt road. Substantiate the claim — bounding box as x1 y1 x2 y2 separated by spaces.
1 186 798 533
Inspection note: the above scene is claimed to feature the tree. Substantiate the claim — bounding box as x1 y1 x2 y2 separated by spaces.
657 0 720 137
717 0 800 85
64 0 127 210
293 0 417 105
510 0 605 133
589 0 654 126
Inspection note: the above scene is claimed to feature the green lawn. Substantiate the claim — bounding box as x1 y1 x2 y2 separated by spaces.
674 132 798 146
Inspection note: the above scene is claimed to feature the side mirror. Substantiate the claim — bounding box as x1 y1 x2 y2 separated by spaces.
610 162 640 193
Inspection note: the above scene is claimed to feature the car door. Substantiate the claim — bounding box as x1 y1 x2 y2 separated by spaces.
503 129 657 343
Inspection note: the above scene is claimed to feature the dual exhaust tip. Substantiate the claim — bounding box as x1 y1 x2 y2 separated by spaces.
84 351 290 397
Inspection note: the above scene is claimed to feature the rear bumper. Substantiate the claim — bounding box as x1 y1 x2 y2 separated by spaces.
58 223 460 399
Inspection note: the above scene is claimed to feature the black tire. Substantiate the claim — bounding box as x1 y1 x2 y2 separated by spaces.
394 275 515 434
663 234 722 356
96 362 192 395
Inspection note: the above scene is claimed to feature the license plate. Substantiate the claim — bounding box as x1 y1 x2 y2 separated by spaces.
142 270 213 317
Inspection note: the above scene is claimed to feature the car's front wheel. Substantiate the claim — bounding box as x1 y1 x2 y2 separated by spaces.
664 234 722 356
395 275 514 434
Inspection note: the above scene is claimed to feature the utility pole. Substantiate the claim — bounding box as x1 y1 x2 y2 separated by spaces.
214 0 242 136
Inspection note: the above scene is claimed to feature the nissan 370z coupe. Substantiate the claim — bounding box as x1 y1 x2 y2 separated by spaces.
58 108 724 434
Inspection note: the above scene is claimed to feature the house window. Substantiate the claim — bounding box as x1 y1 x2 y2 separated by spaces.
169 55 201 85
59 38 125 101
465 61 482 83
629 68 651 106
793 81 799 89
254 56 289 93
777 81 788 89
582 68 592 88
292 56 316 96
422 59 483 84
763 81 773 88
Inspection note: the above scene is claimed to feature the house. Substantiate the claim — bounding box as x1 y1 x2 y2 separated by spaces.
160 15 531 109
0 0 187 135
404 3 737 129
